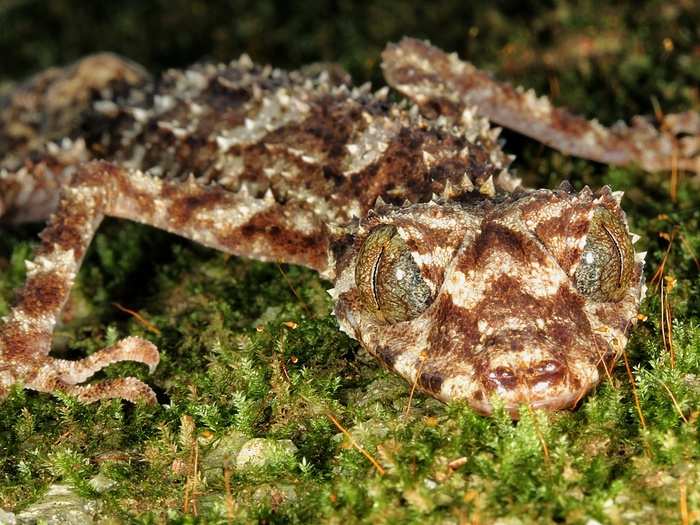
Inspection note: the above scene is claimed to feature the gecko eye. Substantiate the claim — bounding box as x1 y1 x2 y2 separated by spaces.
575 207 635 302
355 224 433 323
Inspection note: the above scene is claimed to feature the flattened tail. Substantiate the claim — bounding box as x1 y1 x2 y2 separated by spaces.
0 138 89 224
0 53 150 224
1 53 148 164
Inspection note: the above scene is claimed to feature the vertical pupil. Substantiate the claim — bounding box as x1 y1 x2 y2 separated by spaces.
574 207 634 302
601 223 624 287
370 245 385 310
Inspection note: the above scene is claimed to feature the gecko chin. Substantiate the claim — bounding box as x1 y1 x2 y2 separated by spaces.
465 384 594 418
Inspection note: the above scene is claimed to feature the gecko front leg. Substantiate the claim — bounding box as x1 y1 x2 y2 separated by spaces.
0 162 160 402
0 160 332 403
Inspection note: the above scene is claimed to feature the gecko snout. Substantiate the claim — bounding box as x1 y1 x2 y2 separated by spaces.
481 348 570 410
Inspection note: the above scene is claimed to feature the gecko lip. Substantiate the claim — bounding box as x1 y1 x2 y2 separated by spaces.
469 379 593 418
463 354 595 417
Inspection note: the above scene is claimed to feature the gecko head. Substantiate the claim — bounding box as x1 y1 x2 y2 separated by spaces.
331 185 645 417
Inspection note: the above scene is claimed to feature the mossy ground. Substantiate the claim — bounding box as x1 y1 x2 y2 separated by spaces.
1 1 700 523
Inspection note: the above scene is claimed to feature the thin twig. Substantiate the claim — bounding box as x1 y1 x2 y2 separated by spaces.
182 422 200 515
680 478 689 525
659 380 688 424
327 412 385 476
112 302 161 335
404 352 427 418
521 379 550 464
620 346 649 442
273 329 385 476
276 263 312 317
679 230 700 271
621 348 645 429
191 439 199 515
525 404 550 464
650 228 677 290
652 96 681 201
591 327 616 386
661 276 675 367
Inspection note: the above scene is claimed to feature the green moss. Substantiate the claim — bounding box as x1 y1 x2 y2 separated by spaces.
1 1 700 522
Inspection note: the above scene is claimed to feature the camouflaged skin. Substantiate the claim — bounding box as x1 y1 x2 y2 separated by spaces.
384 38 700 175
0 41 647 416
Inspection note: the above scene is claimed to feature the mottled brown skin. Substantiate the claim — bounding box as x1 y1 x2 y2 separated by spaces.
0 40 649 416
383 38 700 175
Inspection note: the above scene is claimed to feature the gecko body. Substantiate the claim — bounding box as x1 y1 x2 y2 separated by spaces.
1 39 676 416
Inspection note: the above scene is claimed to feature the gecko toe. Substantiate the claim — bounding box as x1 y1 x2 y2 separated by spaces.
68 377 158 404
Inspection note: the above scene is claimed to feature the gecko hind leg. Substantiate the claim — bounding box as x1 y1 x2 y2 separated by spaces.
382 38 700 174
0 162 159 403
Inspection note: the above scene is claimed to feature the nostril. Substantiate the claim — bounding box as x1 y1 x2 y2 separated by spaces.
530 359 565 382
487 366 518 390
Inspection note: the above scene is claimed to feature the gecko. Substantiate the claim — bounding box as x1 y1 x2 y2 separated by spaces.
1 38 697 417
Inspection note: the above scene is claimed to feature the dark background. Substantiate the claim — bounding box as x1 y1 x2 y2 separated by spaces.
2 0 698 125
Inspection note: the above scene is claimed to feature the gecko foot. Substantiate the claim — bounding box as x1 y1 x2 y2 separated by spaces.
27 336 160 404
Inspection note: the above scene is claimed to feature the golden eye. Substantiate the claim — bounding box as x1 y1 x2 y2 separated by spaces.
355 224 433 323
575 207 635 302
